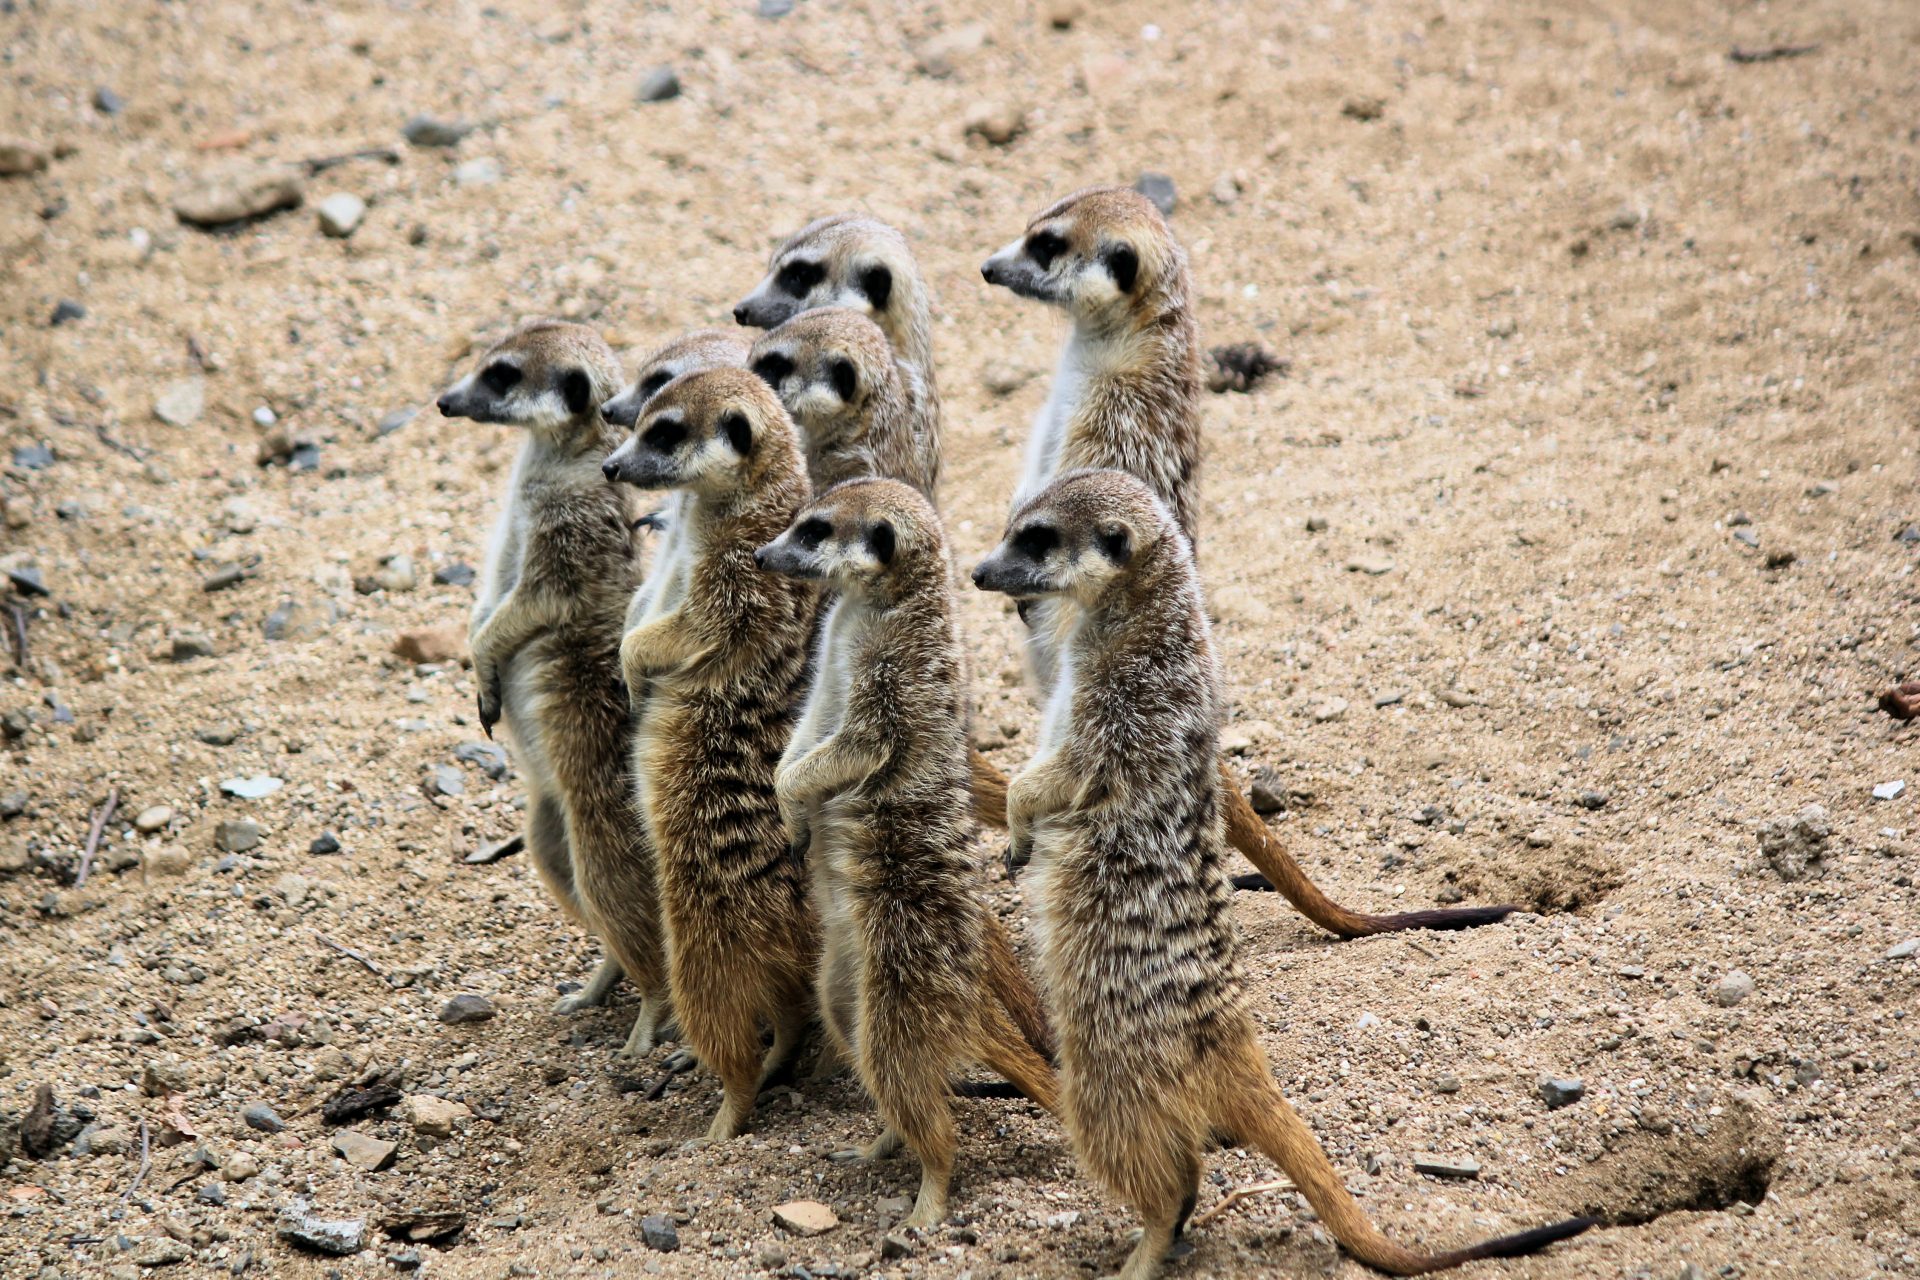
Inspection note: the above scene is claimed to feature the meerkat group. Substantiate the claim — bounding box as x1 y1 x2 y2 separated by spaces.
438 186 1593 1277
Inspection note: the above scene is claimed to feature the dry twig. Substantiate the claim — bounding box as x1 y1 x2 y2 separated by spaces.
317 933 384 977
73 787 120 889
1188 1177 1296 1230
120 1120 151 1200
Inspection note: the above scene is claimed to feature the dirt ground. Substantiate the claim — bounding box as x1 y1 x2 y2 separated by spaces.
2 0 1918 1276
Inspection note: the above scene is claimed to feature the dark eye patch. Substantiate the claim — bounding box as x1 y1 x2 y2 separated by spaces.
721 410 753 454
1013 524 1059 560
1025 231 1068 270
559 369 592 415
1096 526 1132 565
866 520 895 566
642 418 687 453
829 358 857 401
859 264 892 310
794 517 831 550
638 370 672 399
481 361 522 394
751 353 794 387
1103 243 1139 293
776 260 825 296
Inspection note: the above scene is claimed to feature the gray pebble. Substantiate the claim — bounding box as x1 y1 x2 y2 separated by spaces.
438 994 495 1024
93 86 126 115
12 443 54 470
1133 172 1177 216
636 67 681 103
203 563 249 594
1247 767 1285 815
309 831 342 855
454 741 509 780
758 0 793 16
1732 528 1759 548
1412 1153 1480 1179
277 1199 366 1256
195 1182 227 1206
170 633 216 662
1576 789 1609 810
428 764 465 797
402 115 471 148
215 820 261 854
196 723 240 746
242 1103 286 1134
0 790 27 817
433 562 476 587
453 157 501 187
1886 938 1919 961
8 566 49 596
1715 970 1755 1006
639 1215 680 1252
316 192 366 238
153 379 206 428
377 407 417 436
1537 1077 1584 1109
50 299 86 326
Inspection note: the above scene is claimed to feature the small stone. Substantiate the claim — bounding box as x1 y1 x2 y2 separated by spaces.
1764 549 1796 569
428 765 465 797
222 497 258 533
0 790 26 817
982 362 1037 397
1733 528 1760 548
7 565 49 595
1433 1074 1461 1094
1305 516 1329 533
453 158 501 187
197 723 240 746
170 633 216 662
142 1057 189 1096
1342 95 1387 121
215 819 261 853
1872 780 1906 801
373 554 417 592
50 299 86 326
0 139 50 175
913 23 988 78
252 404 277 427
377 407 417 436
1045 0 1083 28
1373 689 1406 708
1758 803 1830 881
1133 172 1177 216
1525 829 1554 849
263 599 338 642
1209 173 1241 205
392 627 466 664
309 831 342 855
1715 970 1755 1007
639 1215 680 1252
438 994 495 1024
433 562 477 587
243 1103 286 1133
964 103 1026 146
131 1240 190 1267
93 86 126 115
401 1094 470 1138
1412 1153 1480 1179
772 1201 838 1236
636 66 681 102
879 1233 913 1260
316 192 366 238
1537 1077 1584 1109
202 562 249 592
220 775 283 800
757 1247 789 1268
134 806 174 833
154 379 206 428
277 1200 365 1255
1345 554 1395 576
223 1153 261 1182
757 0 793 17
11 443 52 470
1308 696 1349 724
331 1129 397 1171
455 741 510 780
84 1124 131 1155
1885 938 1919 961
173 165 304 227
196 1182 227 1206
402 115 471 147
1576 790 1609 810
1248 768 1286 815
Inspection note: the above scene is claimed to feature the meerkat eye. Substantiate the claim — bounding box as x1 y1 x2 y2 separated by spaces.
559 369 593 415
1025 231 1068 269
1103 244 1140 293
776 260 825 296
794 517 832 550
641 417 687 453
638 370 672 399
481 361 522 394
720 410 753 454
829 358 858 401
859 264 892 310
1012 524 1059 560
1096 526 1133 565
866 520 895 566
751 353 794 387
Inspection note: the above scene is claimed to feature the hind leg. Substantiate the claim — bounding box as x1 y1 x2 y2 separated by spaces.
860 1058 956 1230
526 791 582 919
1112 1146 1202 1280
617 991 675 1058
554 956 623 1014
811 931 859 1081
757 1002 812 1092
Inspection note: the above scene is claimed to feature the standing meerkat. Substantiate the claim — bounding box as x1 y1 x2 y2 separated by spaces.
973 470 1595 1280
748 308 931 498
982 187 1516 936
603 367 820 1140
732 214 941 498
755 477 1058 1228
435 319 670 1053
539 328 751 1027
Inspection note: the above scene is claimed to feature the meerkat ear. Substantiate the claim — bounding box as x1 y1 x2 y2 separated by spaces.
830 358 858 401
867 520 895 566
560 369 593 415
859 264 892 311
720 410 753 455
1103 243 1139 294
1096 523 1133 566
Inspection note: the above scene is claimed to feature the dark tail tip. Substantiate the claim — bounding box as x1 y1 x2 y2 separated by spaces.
1367 904 1519 933
1455 1216 1598 1263
951 1079 1028 1100
1229 871 1276 891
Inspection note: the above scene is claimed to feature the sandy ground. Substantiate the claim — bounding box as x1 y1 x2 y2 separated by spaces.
2 0 1918 1277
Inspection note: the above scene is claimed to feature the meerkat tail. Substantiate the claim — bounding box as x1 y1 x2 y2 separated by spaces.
972 1007 1059 1113
1217 766 1522 936
968 746 1009 828
1221 1058 1595 1275
981 913 1056 1060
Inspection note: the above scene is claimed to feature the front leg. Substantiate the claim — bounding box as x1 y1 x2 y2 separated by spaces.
619 609 713 689
1005 751 1080 874
469 585 563 738
775 733 886 859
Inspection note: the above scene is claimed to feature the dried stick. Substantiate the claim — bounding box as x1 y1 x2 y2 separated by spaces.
1188 1177 1296 1230
73 787 120 889
317 933 384 978
120 1120 151 1200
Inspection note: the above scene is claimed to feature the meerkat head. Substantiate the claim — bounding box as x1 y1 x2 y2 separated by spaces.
601 367 798 498
747 308 896 454
733 214 916 335
972 468 1174 605
980 186 1187 329
754 476 939 597
602 329 750 428
437 320 621 431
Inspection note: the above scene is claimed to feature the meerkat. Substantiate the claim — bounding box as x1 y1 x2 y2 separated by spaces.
733 213 940 498
537 328 752 1025
435 319 671 1054
603 366 821 1140
973 470 1595 1280
754 476 1058 1227
747 308 931 499
981 187 1517 936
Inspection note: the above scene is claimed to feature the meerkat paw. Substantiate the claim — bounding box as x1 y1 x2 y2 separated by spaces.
901 1195 948 1232
863 1128 904 1160
704 1104 748 1142
614 1014 662 1060
476 685 502 739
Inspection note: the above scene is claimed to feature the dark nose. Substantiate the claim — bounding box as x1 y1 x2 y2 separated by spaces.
752 547 769 570
970 564 987 588
435 396 452 416
980 262 997 284
602 459 619 481
731 304 751 325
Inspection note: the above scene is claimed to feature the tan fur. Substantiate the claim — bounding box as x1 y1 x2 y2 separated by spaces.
608 367 821 1139
436 320 671 1051
975 471 1592 1280
758 479 1057 1227
748 308 931 498
734 214 941 498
